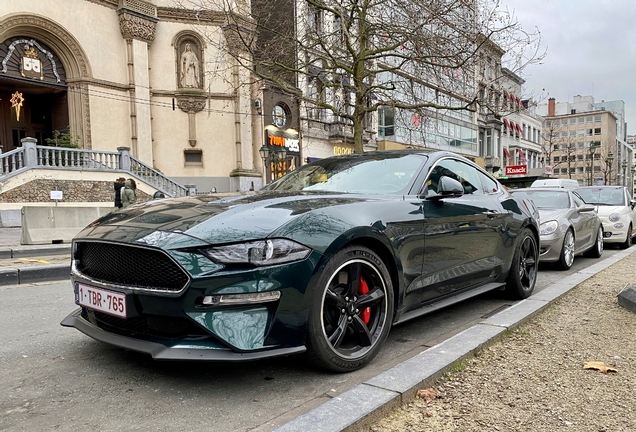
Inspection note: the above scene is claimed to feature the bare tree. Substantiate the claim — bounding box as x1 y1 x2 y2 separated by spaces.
185 0 543 153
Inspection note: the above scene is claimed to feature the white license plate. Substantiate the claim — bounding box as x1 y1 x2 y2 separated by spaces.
76 283 127 318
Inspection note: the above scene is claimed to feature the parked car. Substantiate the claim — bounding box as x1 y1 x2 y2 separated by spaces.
509 188 603 270
530 178 580 189
575 186 636 248
61 150 540 372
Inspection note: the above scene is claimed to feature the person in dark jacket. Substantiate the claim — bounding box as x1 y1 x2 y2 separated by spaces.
114 177 125 208
121 179 137 208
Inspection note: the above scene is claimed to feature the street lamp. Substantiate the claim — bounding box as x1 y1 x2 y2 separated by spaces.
622 160 628 187
588 141 601 186
259 145 288 184
605 151 613 185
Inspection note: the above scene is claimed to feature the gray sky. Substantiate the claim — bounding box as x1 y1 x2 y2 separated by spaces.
503 0 636 133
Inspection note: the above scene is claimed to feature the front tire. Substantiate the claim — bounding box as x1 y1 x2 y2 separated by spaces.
584 225 604 258
505 228 538 299
557 229 575 270
306 245 394 372
620 225 632 249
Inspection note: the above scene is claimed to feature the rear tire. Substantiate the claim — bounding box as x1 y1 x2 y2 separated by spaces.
505 228 538 299
620 225 632 249
306 245 394 372
584 226 604 258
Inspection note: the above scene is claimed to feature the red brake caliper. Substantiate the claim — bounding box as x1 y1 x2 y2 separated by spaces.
358 276 371 325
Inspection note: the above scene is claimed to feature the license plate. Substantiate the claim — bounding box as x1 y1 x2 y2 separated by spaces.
76 283 127 318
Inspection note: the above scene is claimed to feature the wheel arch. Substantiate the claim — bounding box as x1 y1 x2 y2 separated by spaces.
319 229 403 320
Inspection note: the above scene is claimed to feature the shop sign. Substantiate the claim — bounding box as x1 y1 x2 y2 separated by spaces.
505 165 527 176
334 146 353 155
268 135 299 152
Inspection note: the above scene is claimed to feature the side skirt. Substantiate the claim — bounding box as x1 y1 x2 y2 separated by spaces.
393 282 506 325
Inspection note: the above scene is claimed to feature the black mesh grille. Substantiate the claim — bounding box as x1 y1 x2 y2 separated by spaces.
75 242 189 291
85 310 207 338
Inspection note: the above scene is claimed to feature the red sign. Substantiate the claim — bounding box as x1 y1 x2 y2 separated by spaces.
505 165 527 176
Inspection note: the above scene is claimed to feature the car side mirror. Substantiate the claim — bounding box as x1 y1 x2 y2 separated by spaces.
425 176 464 200
579 204 596 213
631 199 636 209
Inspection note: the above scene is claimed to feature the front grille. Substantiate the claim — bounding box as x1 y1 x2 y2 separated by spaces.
85 309 207 339
75 242 189 292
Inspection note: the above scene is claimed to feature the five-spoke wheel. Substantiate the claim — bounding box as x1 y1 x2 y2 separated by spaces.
306 246 393 372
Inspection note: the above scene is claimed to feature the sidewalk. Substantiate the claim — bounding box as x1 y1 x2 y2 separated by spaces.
272 247 636 432
0 227 71 286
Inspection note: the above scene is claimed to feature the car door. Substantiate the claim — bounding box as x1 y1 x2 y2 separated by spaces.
570 191 596 251
417 158 506 304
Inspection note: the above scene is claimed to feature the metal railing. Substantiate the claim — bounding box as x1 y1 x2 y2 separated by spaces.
0 143 187 197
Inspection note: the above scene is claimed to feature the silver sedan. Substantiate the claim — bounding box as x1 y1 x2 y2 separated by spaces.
509 188 604 270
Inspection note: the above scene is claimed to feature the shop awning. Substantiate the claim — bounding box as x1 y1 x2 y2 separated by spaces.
517 148 526 162
503 147 511 159
503 118 510 129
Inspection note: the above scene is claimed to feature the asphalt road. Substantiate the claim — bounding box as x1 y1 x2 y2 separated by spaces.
0 248 623 432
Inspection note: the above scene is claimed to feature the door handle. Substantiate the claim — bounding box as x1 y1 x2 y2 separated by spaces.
483 210 501 218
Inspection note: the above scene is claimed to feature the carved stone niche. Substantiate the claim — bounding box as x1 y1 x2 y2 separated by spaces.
176 38 203 90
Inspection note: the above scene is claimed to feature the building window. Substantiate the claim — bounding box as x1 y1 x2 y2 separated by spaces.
594 128 601 135
378 106 395 137
594 115 602 122
586 116 593 123
184 150 203 165
578 117 584 124
560 168 568 174
569 118 576 124
553 156 560 162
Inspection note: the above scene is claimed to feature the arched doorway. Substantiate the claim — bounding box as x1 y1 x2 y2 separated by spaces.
0 14 92 152
0 37 68 151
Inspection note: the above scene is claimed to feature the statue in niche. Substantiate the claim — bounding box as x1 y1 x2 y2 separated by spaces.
180 43 200 88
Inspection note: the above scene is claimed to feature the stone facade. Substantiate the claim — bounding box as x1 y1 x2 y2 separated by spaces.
0 179 150 203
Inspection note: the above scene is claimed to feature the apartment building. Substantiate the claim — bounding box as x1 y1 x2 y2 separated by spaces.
537 96 632 186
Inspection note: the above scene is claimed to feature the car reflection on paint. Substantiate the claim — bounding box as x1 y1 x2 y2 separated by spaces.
62 150 540 372
509 188 604 270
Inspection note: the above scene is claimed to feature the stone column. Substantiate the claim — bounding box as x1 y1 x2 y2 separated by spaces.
21 137 38 168
117 1 158 166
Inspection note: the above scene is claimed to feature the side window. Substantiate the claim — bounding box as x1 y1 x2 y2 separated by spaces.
571 193 584 207
479 171 499 194
424 159 484 195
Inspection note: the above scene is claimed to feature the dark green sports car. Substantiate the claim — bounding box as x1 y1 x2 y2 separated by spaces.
62 150 540 372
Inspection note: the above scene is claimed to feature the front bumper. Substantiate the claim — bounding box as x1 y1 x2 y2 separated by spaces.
538 232 564 262
61 308 306 361
600 221 629 243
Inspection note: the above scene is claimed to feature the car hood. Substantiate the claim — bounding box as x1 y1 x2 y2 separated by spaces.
594 205 628 217
74 191 382 249
537 208 570 223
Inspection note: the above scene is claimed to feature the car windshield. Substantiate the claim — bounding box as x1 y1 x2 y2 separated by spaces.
263 154 426 193
510 190 570 209
576 188 626 206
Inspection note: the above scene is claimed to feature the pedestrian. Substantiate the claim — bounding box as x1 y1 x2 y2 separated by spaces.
210 187 217 193
114 177 125 208
121 178 137 208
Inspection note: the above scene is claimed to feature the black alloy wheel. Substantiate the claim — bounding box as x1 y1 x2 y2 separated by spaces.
505 228 539 299
306 246 394 372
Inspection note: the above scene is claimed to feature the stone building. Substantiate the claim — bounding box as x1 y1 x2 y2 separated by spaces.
0 0 263 193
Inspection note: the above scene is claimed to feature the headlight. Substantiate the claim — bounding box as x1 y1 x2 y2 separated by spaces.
609 213 621 223
540 220 559 236
203 239 311 266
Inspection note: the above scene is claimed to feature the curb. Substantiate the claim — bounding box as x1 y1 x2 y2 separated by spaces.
0 263 70 286
271 247 636 432
0 244 71 259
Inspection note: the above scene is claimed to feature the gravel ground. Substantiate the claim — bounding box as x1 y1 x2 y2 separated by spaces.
371 253 636 432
